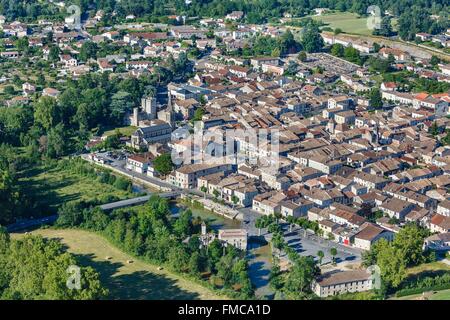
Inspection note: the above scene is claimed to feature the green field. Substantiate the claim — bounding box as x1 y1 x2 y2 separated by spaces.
12 229 224 300
310 12 372 35
102 126 137 137
406 261 450 275
307 12 398 36
394 289 450 300
18 162 134 214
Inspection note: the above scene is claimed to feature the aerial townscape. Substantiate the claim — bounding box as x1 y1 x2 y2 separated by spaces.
1 0 450 303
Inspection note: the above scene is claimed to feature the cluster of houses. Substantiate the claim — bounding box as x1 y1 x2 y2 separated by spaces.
415 28 450 48
122 48 450 255
2 8 450 298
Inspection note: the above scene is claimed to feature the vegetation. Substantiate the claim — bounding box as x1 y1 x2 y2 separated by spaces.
13 228 225 300
153 153 174 176
3 157 134 225
362 224 432 292
54 195 255 299
269 249 319 299
0 227 107 300
233 30 301 57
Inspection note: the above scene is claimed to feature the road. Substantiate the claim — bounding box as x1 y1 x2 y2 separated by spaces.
6 215 58 232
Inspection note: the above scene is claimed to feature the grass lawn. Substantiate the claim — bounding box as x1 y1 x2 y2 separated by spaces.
310 12 373 35
18 162 134 214
390 261 450 300
12 229 225 300
102 126 137 137
393 289 450 300
406 261 450 275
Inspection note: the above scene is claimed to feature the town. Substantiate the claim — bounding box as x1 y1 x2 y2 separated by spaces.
0 0 449 302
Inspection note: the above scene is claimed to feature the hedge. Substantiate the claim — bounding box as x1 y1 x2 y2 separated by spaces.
395 283 450 297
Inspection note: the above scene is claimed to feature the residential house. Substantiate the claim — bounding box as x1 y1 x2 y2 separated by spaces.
312 270 373 298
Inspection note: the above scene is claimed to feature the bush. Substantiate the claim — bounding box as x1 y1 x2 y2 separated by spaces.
113 177 131 191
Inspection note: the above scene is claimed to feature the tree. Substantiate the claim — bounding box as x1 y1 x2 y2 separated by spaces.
192 107 205 123
200 186 207 199
369 88 383 110
213 189 220 199
430 55 440 66
167 245 190 273
362 225 427 289
330 43 345 57
255 218 264 236
392 224 428 267
0 167 20 225
429 121 439 136
278 30 301 55
3 85 15 96
330 247 337 265
33 96 60 132
317 250 324 265
271 232 285 257
285 256 317 297
297 51 307 62
152 153 173 176
269 259 283 291
285 60 299 76
334 28 342 35
46 123 68 158
188 251 202 275
231 195 239 209
373 16 393 37
173 209 193 238
375 240 407 288
0 234 108 299
373 42 381 53
398 7 433 41
110 91 134 123
344 46 364 65
15 37 29 53
79 41 98 62
48 45 60 62
301 23 324 53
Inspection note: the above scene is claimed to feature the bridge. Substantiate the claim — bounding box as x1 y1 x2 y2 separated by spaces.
99 191 181 211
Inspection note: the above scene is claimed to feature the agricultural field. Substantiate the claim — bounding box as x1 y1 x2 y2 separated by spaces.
12 229 225 300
